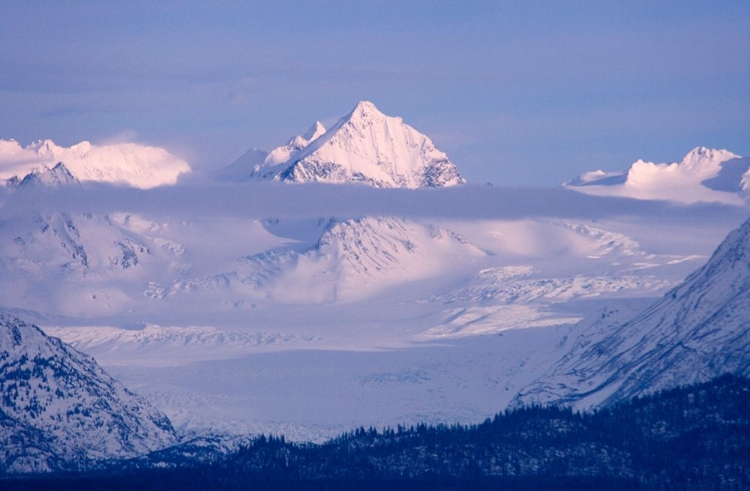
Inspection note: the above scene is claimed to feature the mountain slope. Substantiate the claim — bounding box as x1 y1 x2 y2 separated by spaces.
0 314 177 473
516 214 750 408
238 102 464 188
565 147 747 205
239 217 487 303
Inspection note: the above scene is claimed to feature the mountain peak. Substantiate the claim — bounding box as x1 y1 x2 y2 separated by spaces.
302 121 326 142
680 146 739 169
346 101 386 123
234 102 465 188
0 139 190 189
8 161 80 189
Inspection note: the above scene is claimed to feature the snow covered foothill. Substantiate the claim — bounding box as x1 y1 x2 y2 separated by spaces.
0 138 190 189
565 147 749 205
0 314 177 473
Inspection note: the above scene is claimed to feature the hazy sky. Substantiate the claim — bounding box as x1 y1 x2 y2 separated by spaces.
1 1 748 185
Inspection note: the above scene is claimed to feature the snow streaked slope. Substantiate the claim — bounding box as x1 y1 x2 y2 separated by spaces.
516 214 750 409
242 102 464 188
0 139 190 188
565 147 747 205
0 314 176 473
0 208 158 317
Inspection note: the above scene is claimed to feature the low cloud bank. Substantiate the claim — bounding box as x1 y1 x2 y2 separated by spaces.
2 181 745 225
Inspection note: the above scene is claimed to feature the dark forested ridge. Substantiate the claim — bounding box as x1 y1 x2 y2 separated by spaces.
3 374 749 490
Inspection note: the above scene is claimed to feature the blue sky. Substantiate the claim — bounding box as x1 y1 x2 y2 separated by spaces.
1 1 748 185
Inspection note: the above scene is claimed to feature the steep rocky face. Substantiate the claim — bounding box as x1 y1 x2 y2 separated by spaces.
516 215 750 408
0 314 177 473
236 102 465 188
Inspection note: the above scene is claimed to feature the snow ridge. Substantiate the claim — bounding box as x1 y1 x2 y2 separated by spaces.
237 217 487 303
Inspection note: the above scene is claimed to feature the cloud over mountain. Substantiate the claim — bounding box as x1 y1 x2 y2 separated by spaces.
0 139 190 189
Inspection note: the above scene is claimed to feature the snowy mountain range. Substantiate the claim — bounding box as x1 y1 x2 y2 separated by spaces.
566 147 749 205
1 103 749 470
0 138 190 189
219 101 465 188
0 314 177 473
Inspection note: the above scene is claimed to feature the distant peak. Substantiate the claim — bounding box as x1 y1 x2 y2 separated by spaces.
9 161 80 189
303 121 326 142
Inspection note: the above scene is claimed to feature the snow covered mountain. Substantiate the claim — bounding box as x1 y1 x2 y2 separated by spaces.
0 166 162 317
0 314 177 473
565 147 748 205
0 139 190 188
6 162 80 189
516 213 750 408
228 101 465 188
239 217 488 303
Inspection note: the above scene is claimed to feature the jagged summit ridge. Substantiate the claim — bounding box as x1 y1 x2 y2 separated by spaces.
0 314 177 473
234 101 465 188
516 214 750 408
